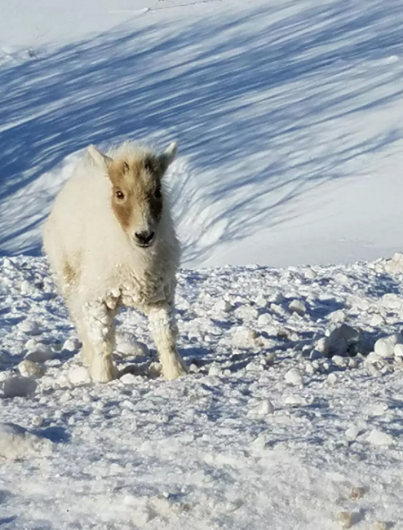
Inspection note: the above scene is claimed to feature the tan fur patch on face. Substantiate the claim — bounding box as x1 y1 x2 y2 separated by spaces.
107 156 163 232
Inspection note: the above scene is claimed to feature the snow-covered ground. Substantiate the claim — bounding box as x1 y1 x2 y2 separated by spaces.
2 0 403 528
2 254 403 529
1 0 403 266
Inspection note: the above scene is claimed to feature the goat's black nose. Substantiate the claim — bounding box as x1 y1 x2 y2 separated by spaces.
135 231 155 246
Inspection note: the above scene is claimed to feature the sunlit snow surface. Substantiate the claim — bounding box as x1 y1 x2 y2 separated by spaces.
2 255 403 528
0 0 403 266
2 0 403 528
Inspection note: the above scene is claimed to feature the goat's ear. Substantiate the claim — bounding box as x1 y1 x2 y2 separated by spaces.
159 142 177 173
87 145 113 169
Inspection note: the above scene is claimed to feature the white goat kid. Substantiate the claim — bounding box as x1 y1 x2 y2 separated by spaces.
43 141 187 383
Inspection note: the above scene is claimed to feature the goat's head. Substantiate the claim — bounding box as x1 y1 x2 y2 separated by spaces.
87 142 177 248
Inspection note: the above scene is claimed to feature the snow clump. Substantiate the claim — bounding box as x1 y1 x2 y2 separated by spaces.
2 377 37 398
0 423 52 460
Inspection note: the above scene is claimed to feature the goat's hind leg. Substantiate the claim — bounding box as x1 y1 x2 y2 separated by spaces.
68 299 94 368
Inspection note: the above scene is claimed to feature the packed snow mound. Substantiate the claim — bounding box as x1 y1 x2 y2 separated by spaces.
0 422 52 460
1 255 403 528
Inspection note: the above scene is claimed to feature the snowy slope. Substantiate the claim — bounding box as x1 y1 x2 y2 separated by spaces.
2 1 403 529
2 255 403 529
1 0 403 267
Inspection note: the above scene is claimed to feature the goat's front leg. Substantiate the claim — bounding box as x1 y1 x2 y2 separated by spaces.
147 303 186 380
84 301 118 383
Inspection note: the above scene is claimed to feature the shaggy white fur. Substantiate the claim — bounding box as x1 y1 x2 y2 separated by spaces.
43 141 186 382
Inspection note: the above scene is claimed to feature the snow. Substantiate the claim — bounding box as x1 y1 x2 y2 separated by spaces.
2 376 37 398
284 368 304 386
18 360 43 378
0 422 52 460
367 429 395 447
68 366 91 386
2 0 403 527
1 255 403 527
1 0 403 267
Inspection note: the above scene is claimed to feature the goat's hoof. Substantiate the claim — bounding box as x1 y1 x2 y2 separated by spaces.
90 364 119 383
92 374 116 383
163 362 187 381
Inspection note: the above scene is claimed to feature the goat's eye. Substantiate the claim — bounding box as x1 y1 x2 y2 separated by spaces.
144 159 153 173
122 162 130 173
154 188 162 199
115 190 125 200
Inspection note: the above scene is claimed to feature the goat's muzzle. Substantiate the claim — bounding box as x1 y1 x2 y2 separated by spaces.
134 230 155 248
